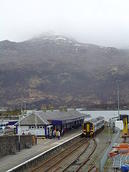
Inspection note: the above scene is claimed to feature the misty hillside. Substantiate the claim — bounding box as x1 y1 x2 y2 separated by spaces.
0 34 129 108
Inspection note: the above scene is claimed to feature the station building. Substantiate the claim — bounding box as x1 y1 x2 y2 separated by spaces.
16 112 52 137
16 109 87 137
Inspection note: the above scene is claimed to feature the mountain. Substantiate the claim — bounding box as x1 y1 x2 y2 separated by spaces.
0 34 129 109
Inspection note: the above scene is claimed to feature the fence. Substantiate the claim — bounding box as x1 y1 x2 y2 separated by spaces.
99 129 120 172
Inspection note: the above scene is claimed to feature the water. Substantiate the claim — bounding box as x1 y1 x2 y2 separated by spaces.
79 110 129 121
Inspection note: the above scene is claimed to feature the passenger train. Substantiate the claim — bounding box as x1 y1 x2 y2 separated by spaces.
82 116 104 137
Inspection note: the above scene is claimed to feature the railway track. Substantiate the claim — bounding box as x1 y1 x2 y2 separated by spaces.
75 138 97 172
31 137 88 172
62 138 97 172
87 165 96 172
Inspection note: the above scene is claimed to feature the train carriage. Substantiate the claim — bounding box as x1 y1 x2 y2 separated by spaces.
82 116 104 137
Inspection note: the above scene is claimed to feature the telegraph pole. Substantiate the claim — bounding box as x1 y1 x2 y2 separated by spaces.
18 104 22 151
35 113 37 136
117 81 120 117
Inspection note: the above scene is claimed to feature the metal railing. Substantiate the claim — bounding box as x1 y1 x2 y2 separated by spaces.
99 128 120 172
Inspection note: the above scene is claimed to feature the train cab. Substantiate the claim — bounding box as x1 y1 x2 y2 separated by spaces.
82 116 104 137
82 121 94 137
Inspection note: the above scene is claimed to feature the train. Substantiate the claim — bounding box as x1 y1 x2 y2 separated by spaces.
82 116 104 137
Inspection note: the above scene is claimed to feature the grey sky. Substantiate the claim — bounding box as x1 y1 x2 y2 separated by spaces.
0 0 129 48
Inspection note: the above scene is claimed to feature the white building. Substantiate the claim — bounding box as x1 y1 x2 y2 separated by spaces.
16 112 52 137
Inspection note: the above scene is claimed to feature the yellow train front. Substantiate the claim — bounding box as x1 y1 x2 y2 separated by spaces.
82 121 94 137
82 116 104 137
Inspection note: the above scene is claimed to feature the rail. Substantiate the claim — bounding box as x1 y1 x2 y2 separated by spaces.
7 133 81 172
76 138 97 172
32 137 88 172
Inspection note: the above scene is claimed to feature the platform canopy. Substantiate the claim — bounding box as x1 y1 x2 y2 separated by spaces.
35 109 86 125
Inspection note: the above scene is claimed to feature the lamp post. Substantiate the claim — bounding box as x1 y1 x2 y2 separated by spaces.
23 101 27 114
116 81 120 117
35 112 37 136
18 111 21 151
18 104 22 151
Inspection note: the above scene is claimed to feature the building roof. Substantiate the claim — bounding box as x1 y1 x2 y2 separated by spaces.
18 113 50 126
37 109 85 121
18 109 86 126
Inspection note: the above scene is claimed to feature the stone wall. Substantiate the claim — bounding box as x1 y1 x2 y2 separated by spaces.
0 135 37 158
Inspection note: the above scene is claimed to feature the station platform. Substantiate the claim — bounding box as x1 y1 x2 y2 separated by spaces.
0 128 81 172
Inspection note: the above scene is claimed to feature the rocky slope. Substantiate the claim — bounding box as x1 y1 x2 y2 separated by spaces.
0 34 129 109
